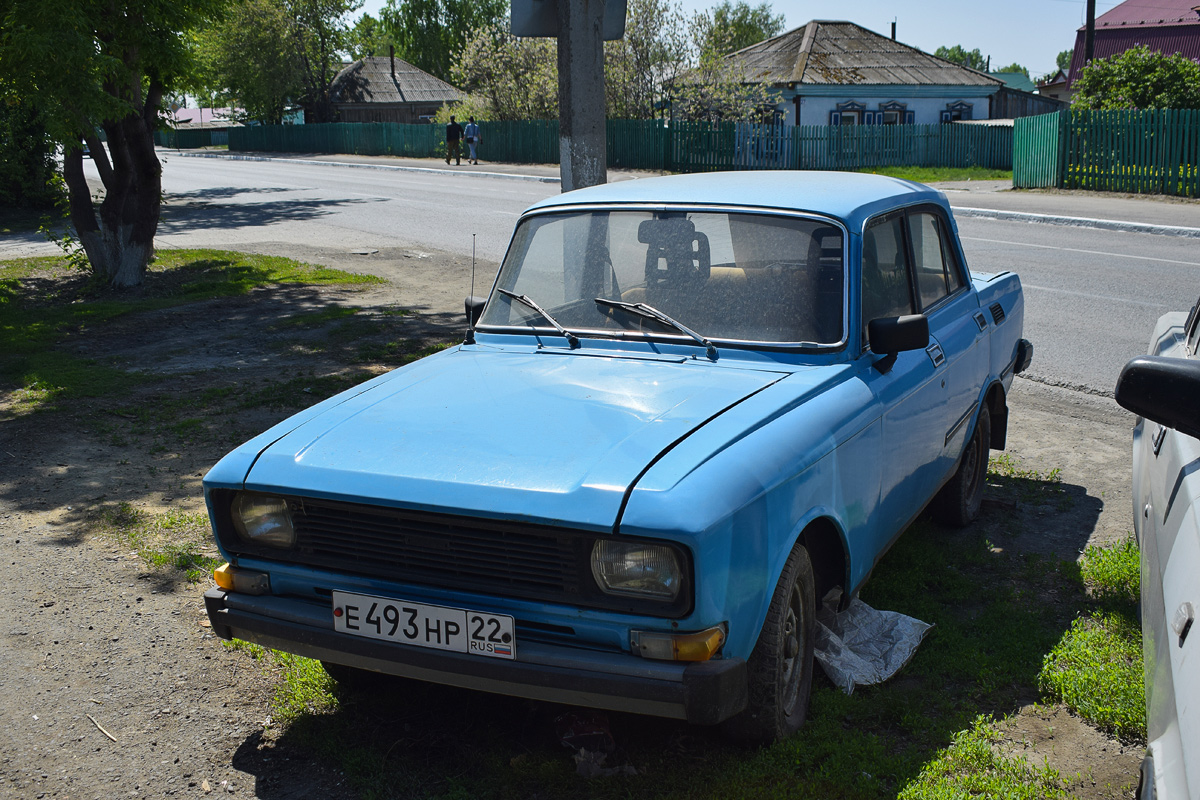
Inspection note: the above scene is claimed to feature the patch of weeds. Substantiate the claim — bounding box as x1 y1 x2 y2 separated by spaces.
1080 537 1139 609
92 502 220 582
1038 611 1144 740
987 453 1069 509
897 716 1069 799
223 643 337 724
858 166 1013 183
1037 540 1144 741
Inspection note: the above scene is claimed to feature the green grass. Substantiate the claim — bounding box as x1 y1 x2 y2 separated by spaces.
857 166 1014 183
1038 538 1145 741
94 502 222 582
898 716 1069 800
0 249 384 413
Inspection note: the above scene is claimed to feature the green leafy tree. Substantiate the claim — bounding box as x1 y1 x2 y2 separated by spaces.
191 0 358 123
672 46 778 122
0 80 58 209
192 0 301 123
692 0 783 58
1072 45 1200 109
934 44 988 71
0 0 223 287
994 62 1029 77
346 12 397 59
290 0 362 121
451 21 558 119
1057 49 1073 71
381 0 506 80
605 0 691 118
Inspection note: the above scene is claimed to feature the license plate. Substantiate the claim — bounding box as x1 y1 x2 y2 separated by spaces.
331 591 516 660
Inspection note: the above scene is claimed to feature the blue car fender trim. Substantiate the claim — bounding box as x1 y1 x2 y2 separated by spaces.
204 589 748 725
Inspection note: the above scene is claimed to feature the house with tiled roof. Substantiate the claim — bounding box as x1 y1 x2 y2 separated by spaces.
1067 0 1200 86
329 52 463 124
721 21 1006 126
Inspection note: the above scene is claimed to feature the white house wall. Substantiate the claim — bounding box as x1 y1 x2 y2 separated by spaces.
770 87 999 126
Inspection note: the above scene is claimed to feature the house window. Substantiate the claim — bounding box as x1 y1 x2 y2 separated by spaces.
941 101 973 123
831 101 865 126
878 101 908 125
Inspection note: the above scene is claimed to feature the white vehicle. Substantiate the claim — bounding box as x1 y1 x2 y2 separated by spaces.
1116 300 1200 800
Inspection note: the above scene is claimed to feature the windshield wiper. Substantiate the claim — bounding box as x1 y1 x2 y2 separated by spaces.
498 289 580 348
594 298 717 360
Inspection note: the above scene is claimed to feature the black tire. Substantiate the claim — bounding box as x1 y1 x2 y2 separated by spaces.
722 542 816 744
932 403 991 527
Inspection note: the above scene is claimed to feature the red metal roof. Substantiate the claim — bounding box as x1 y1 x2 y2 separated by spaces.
1082 0 1200 30
1066 0 1200 85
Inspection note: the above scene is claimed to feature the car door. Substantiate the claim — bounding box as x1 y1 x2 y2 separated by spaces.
906 208 986 478
859 210 946 549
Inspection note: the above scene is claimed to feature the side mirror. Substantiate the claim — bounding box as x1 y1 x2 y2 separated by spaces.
868 314 929 356
465 296 487 326
1115 355 1200 440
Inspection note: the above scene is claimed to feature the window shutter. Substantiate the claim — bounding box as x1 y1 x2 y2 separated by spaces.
904 111 915 124
830 111 841 126
940 111 951 123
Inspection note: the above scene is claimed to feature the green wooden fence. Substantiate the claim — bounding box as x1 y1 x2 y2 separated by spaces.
1013 112 1062 188
155 128 228 148
215 119 1013 172
1012 109 1200 197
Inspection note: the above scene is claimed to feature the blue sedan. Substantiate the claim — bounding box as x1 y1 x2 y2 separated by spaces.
202 171 1031 742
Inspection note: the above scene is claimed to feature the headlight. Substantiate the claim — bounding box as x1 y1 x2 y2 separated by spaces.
231 493 296 549
590 540 682 601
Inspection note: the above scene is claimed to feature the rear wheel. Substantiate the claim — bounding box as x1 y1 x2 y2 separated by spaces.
932 403 991 527
723 542 816 743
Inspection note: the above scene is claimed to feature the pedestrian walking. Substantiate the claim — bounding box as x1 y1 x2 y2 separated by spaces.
464 117 481 165
446 115 464 165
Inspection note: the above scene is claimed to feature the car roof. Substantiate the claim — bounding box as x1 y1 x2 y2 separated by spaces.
525 170 949 231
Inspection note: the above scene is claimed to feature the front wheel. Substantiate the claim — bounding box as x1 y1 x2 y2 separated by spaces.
932 403 991 527
722 542 816 743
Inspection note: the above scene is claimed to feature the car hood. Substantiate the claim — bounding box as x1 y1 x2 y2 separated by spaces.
241 347 789 530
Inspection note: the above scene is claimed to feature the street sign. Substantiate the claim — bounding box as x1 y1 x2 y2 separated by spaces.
510 0 626 39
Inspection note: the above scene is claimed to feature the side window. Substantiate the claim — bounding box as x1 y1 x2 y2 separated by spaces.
862 215 914 347
908 212 962 311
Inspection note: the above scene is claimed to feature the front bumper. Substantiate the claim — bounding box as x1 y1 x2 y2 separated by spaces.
204 588 748 725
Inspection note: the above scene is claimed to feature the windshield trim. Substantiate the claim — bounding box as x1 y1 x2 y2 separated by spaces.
477 203 850 352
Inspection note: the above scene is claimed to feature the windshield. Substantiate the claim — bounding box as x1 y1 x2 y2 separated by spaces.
479 209 845 346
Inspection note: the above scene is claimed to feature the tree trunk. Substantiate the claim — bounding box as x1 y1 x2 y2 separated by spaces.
61 106 162 289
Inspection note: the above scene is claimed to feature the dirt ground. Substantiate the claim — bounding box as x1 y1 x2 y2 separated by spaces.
0 243 1143 799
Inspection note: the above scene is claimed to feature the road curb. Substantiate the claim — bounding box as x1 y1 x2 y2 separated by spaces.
165 150 561 184
953 206 1200 239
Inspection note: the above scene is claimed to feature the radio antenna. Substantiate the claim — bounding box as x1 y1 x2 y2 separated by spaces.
465 233 478 344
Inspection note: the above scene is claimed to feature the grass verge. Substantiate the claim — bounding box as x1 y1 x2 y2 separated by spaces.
92 502 222 582
1038 538 1144 741
857 166 1014 183
0 250 385 414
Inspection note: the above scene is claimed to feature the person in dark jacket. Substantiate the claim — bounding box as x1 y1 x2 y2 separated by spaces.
446 116 464 166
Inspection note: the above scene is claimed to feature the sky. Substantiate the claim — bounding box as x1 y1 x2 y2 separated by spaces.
355 0 1127 79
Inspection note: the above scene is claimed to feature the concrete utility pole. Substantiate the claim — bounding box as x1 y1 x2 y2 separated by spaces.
557 0 607 192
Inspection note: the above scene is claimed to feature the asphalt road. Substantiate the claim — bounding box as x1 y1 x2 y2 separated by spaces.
76 153 1200 395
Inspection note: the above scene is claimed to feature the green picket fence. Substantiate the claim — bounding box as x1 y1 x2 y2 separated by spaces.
1013 109 1200 197
219 118 1014 173
155 128 228 148
1063 109 1200 196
